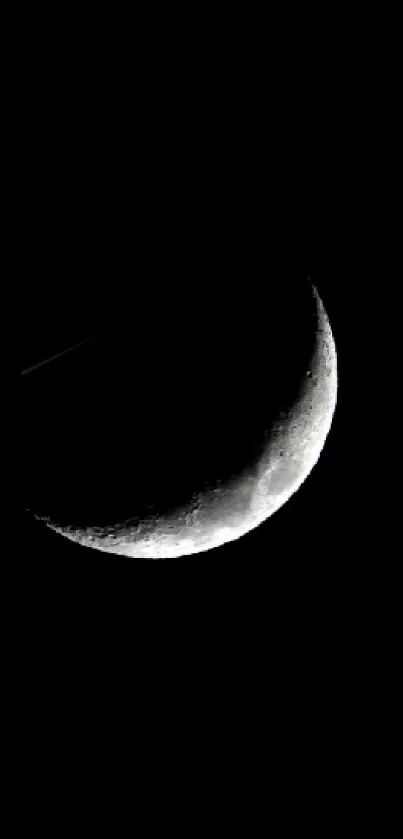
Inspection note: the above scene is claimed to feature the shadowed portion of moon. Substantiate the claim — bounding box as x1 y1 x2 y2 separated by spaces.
19 277 336 556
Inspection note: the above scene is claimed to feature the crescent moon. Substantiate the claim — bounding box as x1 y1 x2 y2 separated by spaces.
36 283 337 558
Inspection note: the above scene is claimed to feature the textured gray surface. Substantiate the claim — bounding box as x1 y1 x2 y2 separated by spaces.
41 284 338 558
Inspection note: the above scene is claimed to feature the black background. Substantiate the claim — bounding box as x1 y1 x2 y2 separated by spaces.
8 15 393 820
13 66 363 669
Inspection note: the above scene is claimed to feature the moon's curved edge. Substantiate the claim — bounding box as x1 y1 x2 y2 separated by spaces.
38 284 338 559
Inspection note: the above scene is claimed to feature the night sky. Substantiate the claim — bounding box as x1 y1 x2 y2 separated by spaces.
15 90 357 641
10 27 382 805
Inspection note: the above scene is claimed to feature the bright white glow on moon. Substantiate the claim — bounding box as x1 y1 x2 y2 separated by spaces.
38 284 338 558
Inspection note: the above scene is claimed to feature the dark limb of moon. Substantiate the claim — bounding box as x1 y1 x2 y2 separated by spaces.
20 281 337 558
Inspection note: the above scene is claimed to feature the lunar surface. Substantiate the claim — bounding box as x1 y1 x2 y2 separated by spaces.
25 281 338 558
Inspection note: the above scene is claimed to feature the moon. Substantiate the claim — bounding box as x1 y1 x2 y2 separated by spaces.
31 282 337 558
